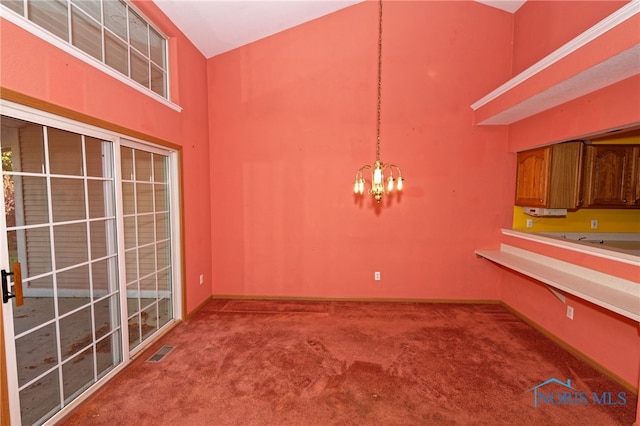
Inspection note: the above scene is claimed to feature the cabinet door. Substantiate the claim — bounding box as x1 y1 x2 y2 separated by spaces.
631 146 640 207
548 141 583 209
515 146 550 207
583 145 633 207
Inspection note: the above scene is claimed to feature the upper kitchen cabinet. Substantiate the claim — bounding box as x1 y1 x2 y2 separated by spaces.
582 144 640 208
515 147 550 207
634 145 640 206
515 141 583 208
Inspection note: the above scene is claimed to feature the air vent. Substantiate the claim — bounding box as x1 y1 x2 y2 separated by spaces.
146 345 174 362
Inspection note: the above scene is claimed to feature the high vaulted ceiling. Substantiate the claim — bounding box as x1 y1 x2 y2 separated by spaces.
153 0 527 59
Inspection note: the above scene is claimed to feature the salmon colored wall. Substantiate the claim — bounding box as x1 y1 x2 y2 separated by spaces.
208 1 513 300
500 272 638 388
496 0 640 392
0 1 213 313
497 232 639 386
474 9 640 128
509 76 640 152
512 0 630 75
503 78 640 397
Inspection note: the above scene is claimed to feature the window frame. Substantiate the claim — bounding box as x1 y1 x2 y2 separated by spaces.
0 0 180 111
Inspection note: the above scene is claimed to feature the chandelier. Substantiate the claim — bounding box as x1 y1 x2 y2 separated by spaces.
353 0 403 203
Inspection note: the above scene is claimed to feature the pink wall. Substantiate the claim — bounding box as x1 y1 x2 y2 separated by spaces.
2 0 637 406
500 272 638 388
509 75 640 151
497 232 639 386
498 0 640 391
512 0 630 75
0 1 213 313
207 1 513 300
474 7 639 130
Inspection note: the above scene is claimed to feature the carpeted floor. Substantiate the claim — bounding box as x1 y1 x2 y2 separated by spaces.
59 300 637 425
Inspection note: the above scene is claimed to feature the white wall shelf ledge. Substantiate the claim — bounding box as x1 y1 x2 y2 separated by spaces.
475 244 640 322
502 229 640 265
471 0 640 125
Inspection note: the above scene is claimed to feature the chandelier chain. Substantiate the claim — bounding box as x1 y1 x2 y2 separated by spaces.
376 0 383 162
353 0 402 204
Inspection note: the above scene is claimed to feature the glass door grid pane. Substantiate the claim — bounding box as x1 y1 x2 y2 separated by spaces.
121 146 172 351
2 117 122 425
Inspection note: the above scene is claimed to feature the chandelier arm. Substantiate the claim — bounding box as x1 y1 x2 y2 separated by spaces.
387 164 402 173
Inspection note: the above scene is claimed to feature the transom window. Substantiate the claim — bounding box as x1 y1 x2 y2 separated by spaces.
1 0 168 99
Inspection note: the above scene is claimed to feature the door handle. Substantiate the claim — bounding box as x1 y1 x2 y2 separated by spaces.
2 263 23 306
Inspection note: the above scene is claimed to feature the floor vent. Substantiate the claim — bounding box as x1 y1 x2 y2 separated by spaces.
147 346 175 363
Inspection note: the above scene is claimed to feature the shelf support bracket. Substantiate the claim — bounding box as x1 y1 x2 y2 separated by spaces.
547 286 566 304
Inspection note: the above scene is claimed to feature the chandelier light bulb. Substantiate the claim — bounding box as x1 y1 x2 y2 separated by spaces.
373 165 383 185
387 176 394 192
397 176 403 191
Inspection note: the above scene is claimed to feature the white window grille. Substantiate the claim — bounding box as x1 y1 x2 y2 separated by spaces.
1 0 169 100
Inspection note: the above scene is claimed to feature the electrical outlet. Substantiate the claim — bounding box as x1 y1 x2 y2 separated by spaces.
199 274 204 285
591 219 598 229
526 219 533 228
374 271 381 281
566 305 574 320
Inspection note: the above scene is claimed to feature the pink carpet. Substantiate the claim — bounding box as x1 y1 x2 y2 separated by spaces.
59 300 636 425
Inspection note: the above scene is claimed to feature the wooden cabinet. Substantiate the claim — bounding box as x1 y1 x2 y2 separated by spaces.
582 144 640 208
515 146 550 207
515 141 583 208
634 146 640 207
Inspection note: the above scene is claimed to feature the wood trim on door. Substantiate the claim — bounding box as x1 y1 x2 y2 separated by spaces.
0 87 181 151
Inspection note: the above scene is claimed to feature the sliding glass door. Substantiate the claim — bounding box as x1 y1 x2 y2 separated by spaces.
1 107 180 425
120 144 173 353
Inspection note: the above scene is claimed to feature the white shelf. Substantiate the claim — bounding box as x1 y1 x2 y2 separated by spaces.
502 229 640 266
476 244 640 321
471 1 640 125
